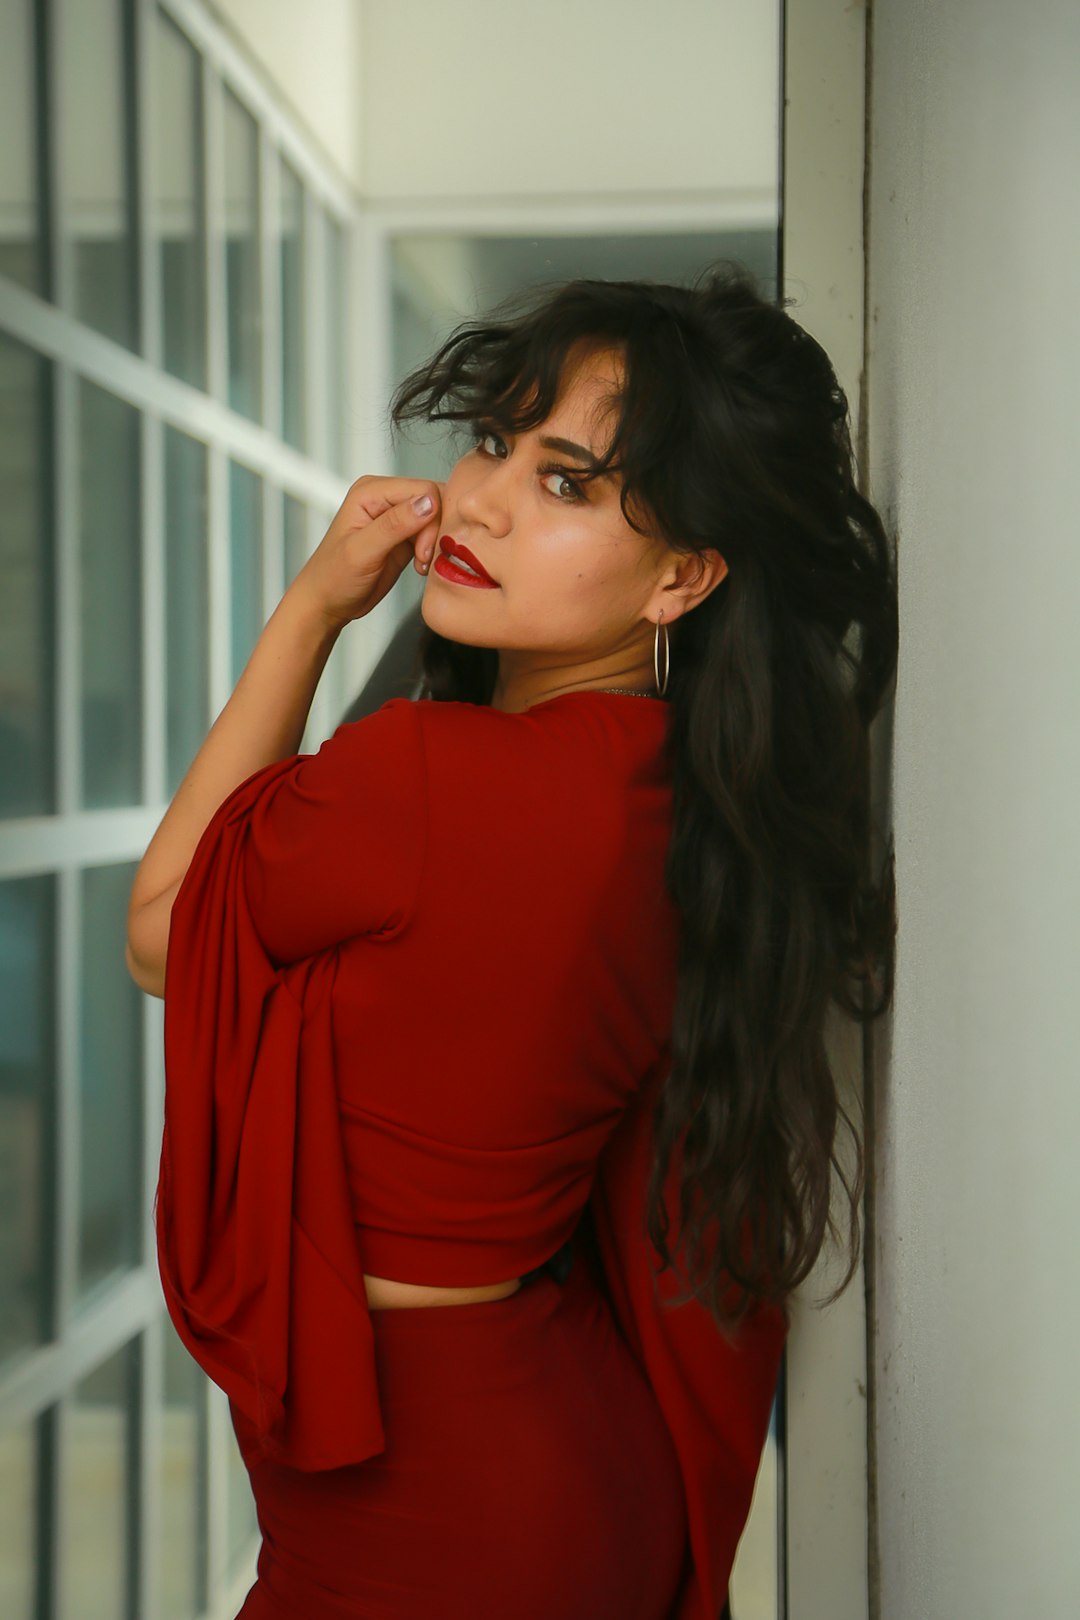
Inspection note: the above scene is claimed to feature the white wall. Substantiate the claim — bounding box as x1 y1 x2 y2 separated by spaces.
212 0 779 206
866 2 1080 1614
358 0 779 203
208 0 367 190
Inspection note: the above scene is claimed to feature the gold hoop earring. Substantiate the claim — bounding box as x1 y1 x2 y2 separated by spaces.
654 611 670 696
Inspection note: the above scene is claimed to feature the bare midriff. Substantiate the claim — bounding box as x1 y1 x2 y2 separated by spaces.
361 1271 523 1311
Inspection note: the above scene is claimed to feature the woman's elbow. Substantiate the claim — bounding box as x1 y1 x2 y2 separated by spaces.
126 890 176 999
125 939 165 997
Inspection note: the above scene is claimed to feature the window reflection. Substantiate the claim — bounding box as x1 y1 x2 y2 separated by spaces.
0 334 53 818
324 212 348 474
164 428 210 797
62 1340 137 1619
77 862 142 1303
0 0 45 294
229 462 263 684
155 11 207 387
57 0 138 348
0 1414 43 1618
78 380 141 809
280 159 306 450
224 89 261 419
160 1317 205 1620
0 874 56 1369
283 493 308 587
226 1413 259 1576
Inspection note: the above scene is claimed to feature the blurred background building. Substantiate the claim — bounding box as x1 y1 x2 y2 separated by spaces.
0 2 1076 1618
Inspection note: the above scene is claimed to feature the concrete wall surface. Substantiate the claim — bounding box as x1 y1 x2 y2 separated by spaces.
865 2 1080 1614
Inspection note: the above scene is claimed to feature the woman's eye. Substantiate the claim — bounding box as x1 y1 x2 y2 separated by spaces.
474 429 583 503
538 466 583 502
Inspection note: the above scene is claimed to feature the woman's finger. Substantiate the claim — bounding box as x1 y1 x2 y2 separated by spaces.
347 477 442 527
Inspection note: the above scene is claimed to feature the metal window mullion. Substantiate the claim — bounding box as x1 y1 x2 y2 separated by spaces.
192 1347 211 1616
157 0 357 219
37 1403 60 1620
134 0 161 369
54 1384 73 1617
55 362 80 817
55 859 80 1342
140 410 166 809
207 443 231 720
338 210 359 477
42 0 73 316
204 57 227 406
0 276 350 510
53 351 79 1367
0 808 170 880
335 213 376 709
142 997 165 1280
140 986 165 1620
304 188 327 473
259 125 282 441
0 1271 161 1428
133 1316 162 1620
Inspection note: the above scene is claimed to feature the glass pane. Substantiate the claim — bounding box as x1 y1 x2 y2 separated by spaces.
229 463 263 684
0 0 44 293
324 211 347 474
164 428 209 798
283 493 307 587
0 334 54 817
729 1379 784 1619
160 1315 203 1620
154 10 206 387
57 0 138 348
0 875 56 1367
280 159 305 449
226 1423 258 1573
78 379 142 808
77 862 142 1303
0 1416 43 1618
62 1340 137 1620
224 89 261 419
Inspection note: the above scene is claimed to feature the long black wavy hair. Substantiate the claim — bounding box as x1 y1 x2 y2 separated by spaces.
387 261 898 1336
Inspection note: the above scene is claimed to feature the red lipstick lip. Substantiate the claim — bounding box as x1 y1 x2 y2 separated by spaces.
438 536 498 585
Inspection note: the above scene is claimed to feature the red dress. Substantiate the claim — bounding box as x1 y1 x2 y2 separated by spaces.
156 692 787 1619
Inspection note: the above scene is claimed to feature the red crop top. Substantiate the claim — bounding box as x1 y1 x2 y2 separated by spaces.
156 691 787 1620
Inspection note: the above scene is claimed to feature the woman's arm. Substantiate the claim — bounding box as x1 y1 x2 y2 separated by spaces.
125 586 341 998
126 475 444 999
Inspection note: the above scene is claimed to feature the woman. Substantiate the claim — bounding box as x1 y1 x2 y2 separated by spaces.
127 262 897 1620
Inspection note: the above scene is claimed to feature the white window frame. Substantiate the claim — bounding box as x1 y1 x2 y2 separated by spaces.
0 3 368 1613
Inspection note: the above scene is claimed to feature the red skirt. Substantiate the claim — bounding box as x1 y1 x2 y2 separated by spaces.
230 1253 689 1619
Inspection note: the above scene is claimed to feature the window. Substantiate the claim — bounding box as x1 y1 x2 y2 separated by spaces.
0 3 357 1611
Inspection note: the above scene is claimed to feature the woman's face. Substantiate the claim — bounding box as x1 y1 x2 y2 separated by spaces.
420 344 726 707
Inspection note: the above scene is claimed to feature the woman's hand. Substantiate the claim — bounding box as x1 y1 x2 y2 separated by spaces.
290 475 444 630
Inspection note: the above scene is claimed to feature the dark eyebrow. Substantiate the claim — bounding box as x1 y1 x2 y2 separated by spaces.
537 434 615 481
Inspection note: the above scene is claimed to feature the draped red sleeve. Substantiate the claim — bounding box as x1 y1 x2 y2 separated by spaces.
155 698 426 1471
586 1068 789 1620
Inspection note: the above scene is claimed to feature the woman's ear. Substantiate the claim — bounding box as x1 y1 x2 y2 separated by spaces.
657 548 729 621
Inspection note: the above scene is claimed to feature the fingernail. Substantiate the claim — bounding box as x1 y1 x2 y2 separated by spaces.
413 494 433 515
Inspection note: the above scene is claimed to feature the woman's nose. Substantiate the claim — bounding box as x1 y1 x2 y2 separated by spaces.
456 462 512 532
